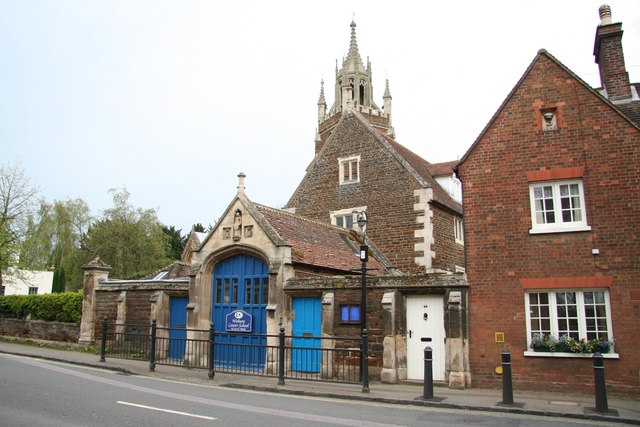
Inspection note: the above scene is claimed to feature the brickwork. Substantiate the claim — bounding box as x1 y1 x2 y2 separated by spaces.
457 52 640 395
288 112 463 275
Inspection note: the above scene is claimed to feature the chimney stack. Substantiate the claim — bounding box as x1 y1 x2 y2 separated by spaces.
593 5 631 101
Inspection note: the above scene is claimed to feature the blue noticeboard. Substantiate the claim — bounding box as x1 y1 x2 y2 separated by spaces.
225 310 252 332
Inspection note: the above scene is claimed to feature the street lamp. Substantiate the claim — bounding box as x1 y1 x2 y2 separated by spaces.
357 211 369 393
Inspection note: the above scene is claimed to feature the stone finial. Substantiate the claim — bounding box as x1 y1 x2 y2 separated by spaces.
237 172 246 194
81 256 111 271
599 4 612 25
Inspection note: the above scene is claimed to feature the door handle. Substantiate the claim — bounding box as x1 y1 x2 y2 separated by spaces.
409 330 412 338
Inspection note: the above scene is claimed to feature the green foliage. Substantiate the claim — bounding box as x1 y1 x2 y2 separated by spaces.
0 292 82 324
162 225 187 260
52 267 66 293
530 333 612 353
18 198 92 291
0 161 40 287
81 188 170 279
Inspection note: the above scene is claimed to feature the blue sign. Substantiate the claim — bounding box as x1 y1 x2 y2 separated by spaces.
225 310 253 332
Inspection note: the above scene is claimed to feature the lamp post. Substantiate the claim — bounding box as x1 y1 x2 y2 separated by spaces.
357 211 369 393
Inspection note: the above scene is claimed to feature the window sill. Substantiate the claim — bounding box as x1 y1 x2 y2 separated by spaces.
529 225 591 235
523 351 619 359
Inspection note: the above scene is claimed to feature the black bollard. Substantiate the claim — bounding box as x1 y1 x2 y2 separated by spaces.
501 350 514 405
423 346 434 399
149 319 157 372
593 352 609 413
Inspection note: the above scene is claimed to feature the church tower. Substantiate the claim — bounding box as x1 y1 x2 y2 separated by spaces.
315 21 394 155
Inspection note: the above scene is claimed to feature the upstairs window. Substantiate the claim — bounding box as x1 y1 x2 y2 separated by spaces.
454 217 464 245
339 155 360 185
529 180 590 234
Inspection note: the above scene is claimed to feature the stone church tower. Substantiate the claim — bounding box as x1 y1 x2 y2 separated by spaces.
315 21 394 154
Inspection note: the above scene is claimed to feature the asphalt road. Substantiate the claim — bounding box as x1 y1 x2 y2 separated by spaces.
0 354 623 427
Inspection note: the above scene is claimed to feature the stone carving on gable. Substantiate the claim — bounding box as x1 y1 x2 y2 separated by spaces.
233 209 242 241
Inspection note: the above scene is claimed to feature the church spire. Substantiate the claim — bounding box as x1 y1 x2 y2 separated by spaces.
315 20 394 155
317 79 327 123
345 20 363 69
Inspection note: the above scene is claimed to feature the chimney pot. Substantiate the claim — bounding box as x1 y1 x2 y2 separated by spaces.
599 4 612 25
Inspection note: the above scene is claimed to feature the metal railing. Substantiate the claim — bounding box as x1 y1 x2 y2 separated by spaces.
99 318 363 384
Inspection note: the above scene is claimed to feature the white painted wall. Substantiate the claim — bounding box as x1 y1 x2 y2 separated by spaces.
3 269 54 295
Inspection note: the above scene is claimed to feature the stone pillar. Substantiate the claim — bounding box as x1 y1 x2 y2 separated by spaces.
381 291 401 383
445 290 469 389
78 257 111 345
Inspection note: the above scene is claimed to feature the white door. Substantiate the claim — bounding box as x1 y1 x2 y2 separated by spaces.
406 295 446 381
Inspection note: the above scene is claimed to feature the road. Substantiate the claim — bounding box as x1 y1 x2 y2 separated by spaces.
0 353 622 426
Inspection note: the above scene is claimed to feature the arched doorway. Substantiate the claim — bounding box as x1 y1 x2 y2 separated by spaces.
212 254 269 369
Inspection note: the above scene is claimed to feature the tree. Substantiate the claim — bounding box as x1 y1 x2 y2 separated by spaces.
82 188 170 279
0 161 39 293
162 225 187 260
19 198 92 291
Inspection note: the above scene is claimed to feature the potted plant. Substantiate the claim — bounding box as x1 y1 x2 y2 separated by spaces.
530 334 613 354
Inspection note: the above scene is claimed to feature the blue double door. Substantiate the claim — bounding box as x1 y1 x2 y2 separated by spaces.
212 254 269 369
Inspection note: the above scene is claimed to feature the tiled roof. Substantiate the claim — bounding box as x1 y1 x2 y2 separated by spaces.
427 160 458 177
380 133 462 214
255 204 387 275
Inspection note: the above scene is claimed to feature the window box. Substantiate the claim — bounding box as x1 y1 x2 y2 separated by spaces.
529 334 613 354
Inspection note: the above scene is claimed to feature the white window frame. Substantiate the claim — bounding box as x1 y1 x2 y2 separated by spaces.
454 217 464 245
330 206 367 229
529 179 591 234
338 155 360 185
524 289 615 356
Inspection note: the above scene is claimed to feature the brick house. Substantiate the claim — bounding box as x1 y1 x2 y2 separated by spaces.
456 5 640 395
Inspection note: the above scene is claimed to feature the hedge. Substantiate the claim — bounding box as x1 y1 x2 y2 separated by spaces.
0 292 83 324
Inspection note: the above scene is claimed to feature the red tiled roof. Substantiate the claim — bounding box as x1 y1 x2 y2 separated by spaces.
427 160 458 177
255 204 387 275
379 133 462 214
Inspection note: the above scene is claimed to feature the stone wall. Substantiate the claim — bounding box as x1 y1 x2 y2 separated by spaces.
0 318 80 343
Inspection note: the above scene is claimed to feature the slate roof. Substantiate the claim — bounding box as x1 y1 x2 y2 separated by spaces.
254 204 388 275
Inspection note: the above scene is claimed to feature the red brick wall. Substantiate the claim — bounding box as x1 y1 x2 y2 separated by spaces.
457 53 640 395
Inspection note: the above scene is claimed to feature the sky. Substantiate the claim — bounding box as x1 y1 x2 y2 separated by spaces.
1 1 639 233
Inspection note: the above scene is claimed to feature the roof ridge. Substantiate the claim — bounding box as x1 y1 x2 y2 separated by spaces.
254 203 350 232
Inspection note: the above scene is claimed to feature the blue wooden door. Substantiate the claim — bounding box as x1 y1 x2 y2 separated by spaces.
169 296 188 360
212 254 268 368
292 297 321 372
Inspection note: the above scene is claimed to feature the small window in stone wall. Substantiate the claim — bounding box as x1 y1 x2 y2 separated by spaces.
541 108 558 131
340 304 360 324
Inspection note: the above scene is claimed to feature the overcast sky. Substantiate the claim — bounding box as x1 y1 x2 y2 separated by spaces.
1 1 639 233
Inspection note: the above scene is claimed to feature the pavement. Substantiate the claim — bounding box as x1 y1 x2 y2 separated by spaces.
1 339 638 425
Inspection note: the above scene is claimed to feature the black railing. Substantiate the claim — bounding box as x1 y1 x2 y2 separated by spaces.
99 318 363 384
